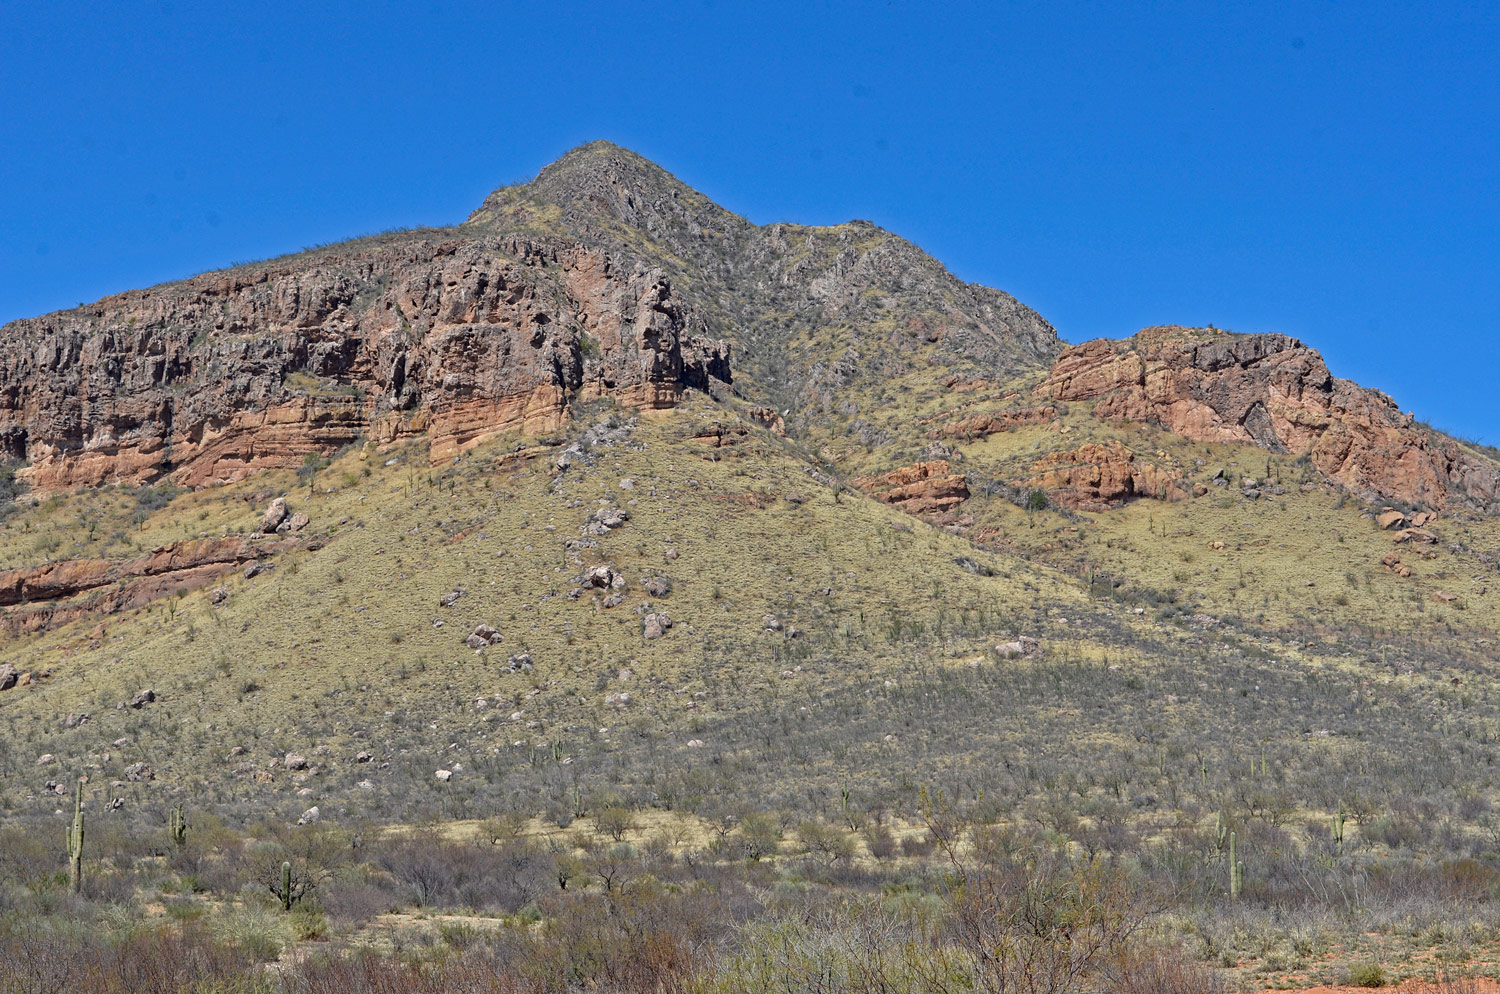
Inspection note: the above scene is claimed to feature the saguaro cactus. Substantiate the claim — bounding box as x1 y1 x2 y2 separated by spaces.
169 805 187 849
1330 812 1346 851
281 861 293 911
1228 831 1243 899
66 780 85 894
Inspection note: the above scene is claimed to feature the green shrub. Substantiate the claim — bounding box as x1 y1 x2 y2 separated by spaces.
1346 963 1388 988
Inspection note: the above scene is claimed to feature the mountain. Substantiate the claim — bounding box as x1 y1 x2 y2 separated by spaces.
0 142 1497 860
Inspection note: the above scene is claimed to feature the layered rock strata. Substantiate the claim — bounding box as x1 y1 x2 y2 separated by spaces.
1041 327 1499 511
0 238 730 492
856 460 970 515
0 537 273 635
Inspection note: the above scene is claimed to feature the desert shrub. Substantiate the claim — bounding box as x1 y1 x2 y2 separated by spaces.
1346 961 1389 987
372 833 550 912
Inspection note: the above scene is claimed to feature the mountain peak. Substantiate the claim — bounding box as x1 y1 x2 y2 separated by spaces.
465 141 745 240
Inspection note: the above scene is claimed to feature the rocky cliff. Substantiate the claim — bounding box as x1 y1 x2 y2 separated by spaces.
1040 326 1500 512
0 237 730 491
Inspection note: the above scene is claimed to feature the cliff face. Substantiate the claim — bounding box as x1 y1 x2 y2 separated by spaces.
0 237 730 491
466 142 1062 419
1041 327 1500 511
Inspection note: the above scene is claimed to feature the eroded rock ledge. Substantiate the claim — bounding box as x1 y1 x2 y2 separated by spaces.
0 536 283 635
0 237 731 493
1040 327 1500 512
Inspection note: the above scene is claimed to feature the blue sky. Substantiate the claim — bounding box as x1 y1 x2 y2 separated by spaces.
2 1 1496 442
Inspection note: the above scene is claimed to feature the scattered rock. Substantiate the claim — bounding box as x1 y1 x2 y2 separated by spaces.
36 753 56 766
439 588 465 608
297 806 320 825
124 762 153 782
1434 590 1459 603
355 751 372 763
243 561 270 580
995 636 1041 659
1242 488 1261 500
211 587 229 604
642 575 673 597
602 593 624 609
643 612 672 639
0 664 16 692
227 746 247 758
260 497 289 534
686 739 705 748
762 615 783 632
287 513 310 532
283 752 309 771
505 653 533 673
128 689 156 709
434 769 453 782
664 547 679 561
1394 528 1438 545
63 712 89 729
1381 552 1412 577
582 565 623 589
465 624 504 649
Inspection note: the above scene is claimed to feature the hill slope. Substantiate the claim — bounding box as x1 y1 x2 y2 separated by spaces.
0 142 1495 848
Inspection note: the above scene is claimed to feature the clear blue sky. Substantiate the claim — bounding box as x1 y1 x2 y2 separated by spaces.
3 1 1496 442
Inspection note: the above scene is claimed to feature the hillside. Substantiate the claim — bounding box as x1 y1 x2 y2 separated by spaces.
2 142 1500 990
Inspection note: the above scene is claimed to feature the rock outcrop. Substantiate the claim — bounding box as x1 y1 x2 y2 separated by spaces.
0 238 730 492
855 460 970 516
1040 327 1500 512
1021 440 1187 511
929 405 1057 440
0 536 272 634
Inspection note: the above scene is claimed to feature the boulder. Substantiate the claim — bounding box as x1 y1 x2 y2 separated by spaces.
1394 528 1438 545
283 752 309 771
260 497 289 534
582 565 622 589
643 612 672 639
128 689 156 709
435 769 453 782
762 615 783 632
286 513 310 532
642 575 673 597
297 806 320 825
1376 509 1407 530
505 653 533 673
1434 591 1459 603
0 664 16 692
995 636 1041 659
124 762 153 782
439 589 464 608
465 624 503 650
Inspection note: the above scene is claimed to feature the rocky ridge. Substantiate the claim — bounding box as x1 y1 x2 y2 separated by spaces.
0 238 729 491
1039 326 1500 512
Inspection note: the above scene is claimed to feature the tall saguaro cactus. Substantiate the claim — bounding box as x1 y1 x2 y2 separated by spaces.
281 861 294 911
1228 831 1243 899
169 805 187 849
66 780 85 894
